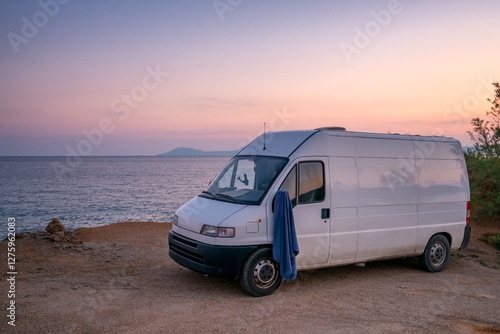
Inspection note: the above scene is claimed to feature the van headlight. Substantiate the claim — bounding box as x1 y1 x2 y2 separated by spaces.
200 225 235 238
173 214 179 226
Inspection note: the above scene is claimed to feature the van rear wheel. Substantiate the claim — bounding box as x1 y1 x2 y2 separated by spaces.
239 248 283 297
419 234 450 272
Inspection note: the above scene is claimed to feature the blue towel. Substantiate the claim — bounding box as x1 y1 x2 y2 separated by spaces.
273 190 299 281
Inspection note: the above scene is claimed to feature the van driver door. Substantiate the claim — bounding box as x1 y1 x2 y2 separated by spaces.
276 158 330 267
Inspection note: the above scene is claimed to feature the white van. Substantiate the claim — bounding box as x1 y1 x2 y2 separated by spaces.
169 127 471 296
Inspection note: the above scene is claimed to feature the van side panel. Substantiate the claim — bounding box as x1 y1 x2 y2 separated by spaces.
327 135 469 264
416 141 469 251
355 153 419 260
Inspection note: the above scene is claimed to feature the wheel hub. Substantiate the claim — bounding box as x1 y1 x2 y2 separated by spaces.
253 259 277 288
430 241 445 266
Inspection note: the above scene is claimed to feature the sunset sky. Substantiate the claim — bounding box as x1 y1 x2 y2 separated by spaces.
1 0 499 155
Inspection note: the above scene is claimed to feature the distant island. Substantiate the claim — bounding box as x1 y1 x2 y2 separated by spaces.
158 147 239 157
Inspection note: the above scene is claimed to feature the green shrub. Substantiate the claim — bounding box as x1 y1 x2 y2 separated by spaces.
486 233 500 249
464 152 500 222
479 260 489 267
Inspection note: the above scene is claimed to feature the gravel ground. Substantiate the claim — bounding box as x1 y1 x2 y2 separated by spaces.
1 221 499 334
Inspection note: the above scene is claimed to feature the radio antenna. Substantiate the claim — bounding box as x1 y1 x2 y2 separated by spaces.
263 122 267 150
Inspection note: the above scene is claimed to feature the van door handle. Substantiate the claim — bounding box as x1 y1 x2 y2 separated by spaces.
321 208 330 219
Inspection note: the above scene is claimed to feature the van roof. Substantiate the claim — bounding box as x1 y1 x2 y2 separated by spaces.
237 129 459 158
237 130 316 157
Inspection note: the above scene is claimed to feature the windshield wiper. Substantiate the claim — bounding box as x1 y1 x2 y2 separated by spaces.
201 191 216 199
215 193 238 203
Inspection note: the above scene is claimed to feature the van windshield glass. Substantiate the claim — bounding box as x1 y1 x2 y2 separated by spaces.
201 156 288 205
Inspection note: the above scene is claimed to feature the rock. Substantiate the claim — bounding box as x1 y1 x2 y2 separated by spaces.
63 231 83 245
45 219 82 245
46 218 66 234
15 232 29 239
33 231 51 240
48 231 66 242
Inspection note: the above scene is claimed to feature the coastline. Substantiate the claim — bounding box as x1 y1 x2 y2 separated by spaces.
1 221 499 333
0 156 230 240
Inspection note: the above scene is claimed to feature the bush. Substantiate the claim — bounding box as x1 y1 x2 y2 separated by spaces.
486 233 500 249
464 151 500 222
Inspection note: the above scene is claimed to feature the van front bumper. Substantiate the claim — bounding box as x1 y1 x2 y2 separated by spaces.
168 231 258 279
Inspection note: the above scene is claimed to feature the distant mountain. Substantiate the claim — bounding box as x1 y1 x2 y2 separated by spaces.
158 147 239 157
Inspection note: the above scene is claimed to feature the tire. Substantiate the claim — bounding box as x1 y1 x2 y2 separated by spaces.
239 248 284 297
419 234 450 272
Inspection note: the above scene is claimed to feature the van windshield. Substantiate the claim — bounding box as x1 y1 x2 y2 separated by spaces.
201 156 288 205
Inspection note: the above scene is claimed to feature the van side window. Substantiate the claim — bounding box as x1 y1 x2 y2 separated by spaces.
298 162 325 204
279 165 297 206
279 161 325 206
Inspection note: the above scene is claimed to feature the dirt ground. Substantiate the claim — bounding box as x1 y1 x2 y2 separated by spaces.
1 221 499 334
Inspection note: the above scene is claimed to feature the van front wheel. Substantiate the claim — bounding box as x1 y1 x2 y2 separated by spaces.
419 234 450 272
239 248 284 297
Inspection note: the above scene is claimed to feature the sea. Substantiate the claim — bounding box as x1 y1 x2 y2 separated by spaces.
0 156 230 239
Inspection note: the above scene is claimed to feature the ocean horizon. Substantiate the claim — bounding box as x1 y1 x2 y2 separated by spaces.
0 156 230 239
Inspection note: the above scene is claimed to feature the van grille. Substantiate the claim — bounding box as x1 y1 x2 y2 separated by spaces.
173 234 197 248
170 234 204 264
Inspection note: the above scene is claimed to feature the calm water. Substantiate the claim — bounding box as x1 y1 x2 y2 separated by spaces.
0 156 229 239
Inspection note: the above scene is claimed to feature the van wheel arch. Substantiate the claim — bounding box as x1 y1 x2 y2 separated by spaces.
441 232 452 246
